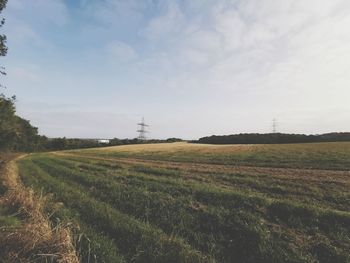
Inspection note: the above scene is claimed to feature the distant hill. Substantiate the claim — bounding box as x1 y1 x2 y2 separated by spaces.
195 132 350 144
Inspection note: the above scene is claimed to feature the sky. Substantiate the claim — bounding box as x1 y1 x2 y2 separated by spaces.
2 0 350 139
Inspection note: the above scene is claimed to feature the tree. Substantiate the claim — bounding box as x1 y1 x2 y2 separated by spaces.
0 95 42 151
0 95 16 150
0 0 7 78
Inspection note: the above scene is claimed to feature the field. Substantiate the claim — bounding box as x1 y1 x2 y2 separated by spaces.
16 142 350 262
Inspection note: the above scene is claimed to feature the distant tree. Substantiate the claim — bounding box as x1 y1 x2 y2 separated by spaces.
166 138 183 142
109 138 122 146
195 133 350 145
12 116 41 151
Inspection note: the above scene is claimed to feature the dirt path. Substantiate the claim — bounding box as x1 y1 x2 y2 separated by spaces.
53 152 350 185
0 154 79 263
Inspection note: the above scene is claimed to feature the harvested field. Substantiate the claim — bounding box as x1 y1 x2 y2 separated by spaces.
72 141 350 170
15 142 350 262
95 142 258 153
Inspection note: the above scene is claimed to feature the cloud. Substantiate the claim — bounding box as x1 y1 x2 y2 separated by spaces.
106 41 138 62
133 0 350 131
5 18 52 48
141 0 350 89
18 110 137 138
10 67 41 83
7 0 24 9
5 0 69 50
141 2 186 42
82 0 147 30
7 0 69 26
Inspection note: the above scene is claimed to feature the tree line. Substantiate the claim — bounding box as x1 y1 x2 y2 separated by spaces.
195 132 350 144
43 137 182 151
0 95 45 151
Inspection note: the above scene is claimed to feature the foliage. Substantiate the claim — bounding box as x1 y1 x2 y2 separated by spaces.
43 137 102 150
109 137 183 146
0 0 7 77
0 95 43 151
196 132 350 144
38 137 183 151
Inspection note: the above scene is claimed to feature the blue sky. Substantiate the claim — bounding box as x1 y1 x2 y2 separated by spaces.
2 0 350 139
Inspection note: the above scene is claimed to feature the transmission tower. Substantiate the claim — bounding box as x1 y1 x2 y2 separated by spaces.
272 118 278 133
137 117 149 141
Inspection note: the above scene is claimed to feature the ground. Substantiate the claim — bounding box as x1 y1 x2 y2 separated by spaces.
8 142 350 262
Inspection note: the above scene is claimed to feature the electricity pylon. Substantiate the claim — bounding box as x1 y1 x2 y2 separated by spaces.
272 118 278 133
137 117 149 140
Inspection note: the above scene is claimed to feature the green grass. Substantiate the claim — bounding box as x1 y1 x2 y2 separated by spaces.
0 206 22 227
15 143 350 262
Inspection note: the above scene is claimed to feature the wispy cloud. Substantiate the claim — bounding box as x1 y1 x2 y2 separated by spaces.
5 0 68 50
10 66 41 83
8 0 69 26
106 41 138 62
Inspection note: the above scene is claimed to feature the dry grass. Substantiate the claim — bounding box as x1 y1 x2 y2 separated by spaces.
93 141 258 153
0 155 79 263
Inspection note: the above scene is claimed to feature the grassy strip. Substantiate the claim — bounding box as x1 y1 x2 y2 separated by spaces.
34 156 350 232
32 157 283 262
56 154 350 212
17 159 125 263
44 156 350 219
30 155 350 263
18 158 211 263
